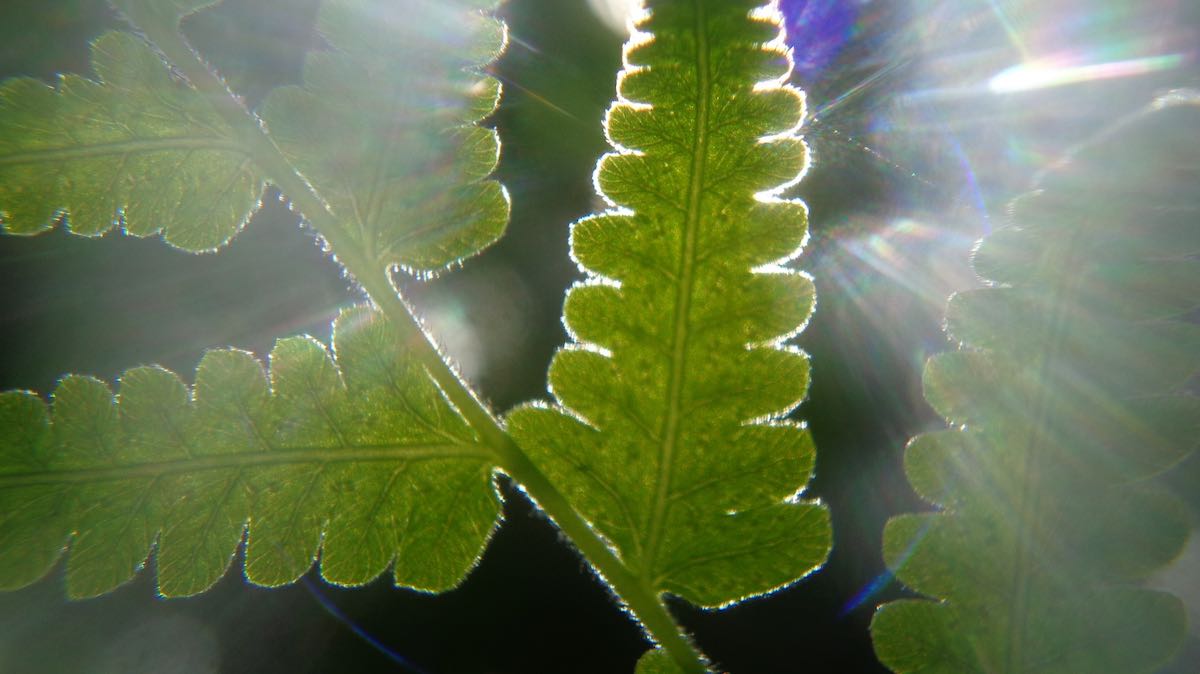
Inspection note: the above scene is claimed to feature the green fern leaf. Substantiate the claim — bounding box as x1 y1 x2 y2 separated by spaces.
0 31 265 251
871 100 1199 673
258 0 509 273
0 0 513 605
509 0 830 610
0 307 499 599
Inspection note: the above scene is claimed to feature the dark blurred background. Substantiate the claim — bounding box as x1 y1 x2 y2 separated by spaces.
0 1 1196 672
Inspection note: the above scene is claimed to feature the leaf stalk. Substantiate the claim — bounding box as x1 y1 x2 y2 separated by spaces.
123 10 710 672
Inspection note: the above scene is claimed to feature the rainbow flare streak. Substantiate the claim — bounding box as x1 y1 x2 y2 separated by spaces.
989 53 1187 93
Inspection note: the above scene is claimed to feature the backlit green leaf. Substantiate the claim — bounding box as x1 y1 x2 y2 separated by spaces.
0 308 499 599
871 95 1199 674
0 31 265 252
259 0 509 273
509 0 830 610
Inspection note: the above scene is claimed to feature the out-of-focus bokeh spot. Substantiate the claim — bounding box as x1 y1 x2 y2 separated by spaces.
403 262 534 393
586 0 641 35
95 615 221 674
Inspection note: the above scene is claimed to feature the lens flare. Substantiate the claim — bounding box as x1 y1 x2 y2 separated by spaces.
586 0 642 34
990 53 1188 93
783 0 862 81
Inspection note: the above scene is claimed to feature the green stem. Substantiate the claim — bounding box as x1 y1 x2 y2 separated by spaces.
123 11 709 673
495 439 712 674
328 255 712 674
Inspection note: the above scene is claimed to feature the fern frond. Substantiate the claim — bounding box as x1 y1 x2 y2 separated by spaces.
0 32 265 251
0 308 500 599
509 0 830 613
2 0 508 269
259 0 509 274
871 98 1199 673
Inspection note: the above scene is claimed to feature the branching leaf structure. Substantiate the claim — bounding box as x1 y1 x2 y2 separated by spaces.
0 308 499 599
0 0 508 268
6 0 1193 672
0 0 511 599
258 0 510 273
0 1 833 672
509 0 830 643
870 100 1200 673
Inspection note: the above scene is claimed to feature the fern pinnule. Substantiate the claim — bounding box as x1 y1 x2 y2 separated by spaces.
0 308 500 599
509 0 830 621
871 94 1199 674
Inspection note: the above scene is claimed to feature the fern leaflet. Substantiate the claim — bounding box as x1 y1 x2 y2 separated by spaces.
0 2 835 671
870 96 1199 673
0 32 264 251
0 0 509 599
258 0 509 273
0 308 499 599
509 0 830 637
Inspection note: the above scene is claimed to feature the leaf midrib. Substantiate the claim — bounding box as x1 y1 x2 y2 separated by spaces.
1003 234 1091 674
0 442 489 488
0 135 246 166
644 0 712 578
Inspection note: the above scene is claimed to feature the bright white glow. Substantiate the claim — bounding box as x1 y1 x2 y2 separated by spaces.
989 54 1185 93
586 0 642 35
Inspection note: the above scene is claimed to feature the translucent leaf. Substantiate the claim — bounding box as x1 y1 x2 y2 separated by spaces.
259 0 509 273
872 97 1198 672
872 600 980 674
0 308 499 598
945 289 1200 395
0 32 265 252
509 0 830 610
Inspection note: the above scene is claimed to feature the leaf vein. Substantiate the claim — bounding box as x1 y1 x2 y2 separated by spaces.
0 442 488 489
643 0 712 578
